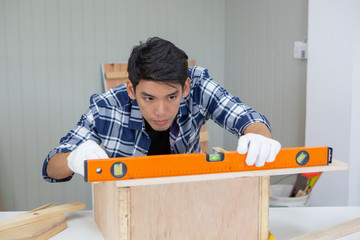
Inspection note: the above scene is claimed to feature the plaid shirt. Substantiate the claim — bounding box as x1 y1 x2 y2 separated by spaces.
43 66 270 182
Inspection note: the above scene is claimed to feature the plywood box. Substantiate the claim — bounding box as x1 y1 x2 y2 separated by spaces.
93 159 347 240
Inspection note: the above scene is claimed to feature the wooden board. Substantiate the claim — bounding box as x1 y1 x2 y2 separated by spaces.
130 177 266 240
0 215 67 240
93 181 130 240
94 176 269 240
259 176 270 240
291 217 360 240
114 159 347 187
0 202 85 231
0 203 73 240
93 159 347 240
101 63 128 91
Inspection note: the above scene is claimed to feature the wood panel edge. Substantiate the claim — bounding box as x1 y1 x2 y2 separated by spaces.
119 187 130 240
259 176 270 240
290 217 360 240
115 159 347 188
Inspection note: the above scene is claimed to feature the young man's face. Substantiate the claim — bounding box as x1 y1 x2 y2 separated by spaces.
127 79 190 131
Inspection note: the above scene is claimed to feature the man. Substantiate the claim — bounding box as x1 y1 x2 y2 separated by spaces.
43 37 281 182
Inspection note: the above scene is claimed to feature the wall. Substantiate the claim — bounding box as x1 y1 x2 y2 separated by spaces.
0 0 311 210
306 0 360 206
0 0 225 210
224 0 308 151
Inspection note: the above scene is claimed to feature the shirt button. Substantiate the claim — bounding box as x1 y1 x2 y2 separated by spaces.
141 149 146 154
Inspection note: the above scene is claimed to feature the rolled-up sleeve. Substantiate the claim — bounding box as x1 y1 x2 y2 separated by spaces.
42 107 101 182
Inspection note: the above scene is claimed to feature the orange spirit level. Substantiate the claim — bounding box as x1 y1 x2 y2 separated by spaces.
84 146 332 182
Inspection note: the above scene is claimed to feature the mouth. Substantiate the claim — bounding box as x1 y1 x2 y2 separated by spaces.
154 120 168 126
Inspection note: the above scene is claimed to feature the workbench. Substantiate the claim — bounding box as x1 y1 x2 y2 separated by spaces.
1 207 360 239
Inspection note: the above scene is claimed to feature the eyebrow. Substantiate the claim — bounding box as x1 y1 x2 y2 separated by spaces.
140 90 180 98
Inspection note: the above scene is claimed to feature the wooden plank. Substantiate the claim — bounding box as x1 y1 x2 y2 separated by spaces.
0 202 65 240
105 72 128 79
291 217 360 240
115 159 347 187
199 128 209 142
113 63 128 74
102 63 129 91
259 176 270 240
129 177 261 240
94 182 122 240
199 125 209 154
0 202 85 231
188 60 196 67
119 188 130 240
27 203 57 213
34 219 67 240
0 215 66 240
102 63 115 74
199 138 209 154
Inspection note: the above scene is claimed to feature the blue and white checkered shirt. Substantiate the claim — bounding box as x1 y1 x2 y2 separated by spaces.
42 66 270 182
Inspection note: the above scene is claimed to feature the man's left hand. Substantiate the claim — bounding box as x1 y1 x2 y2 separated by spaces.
237 133 281 167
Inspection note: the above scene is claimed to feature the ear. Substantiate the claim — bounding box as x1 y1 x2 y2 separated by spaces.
126 80 136 100
182 78 191 98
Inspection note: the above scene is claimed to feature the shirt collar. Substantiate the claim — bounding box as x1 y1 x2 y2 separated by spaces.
179 98 188 115
128 100 143 130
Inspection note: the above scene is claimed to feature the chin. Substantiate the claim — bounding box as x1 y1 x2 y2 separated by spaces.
150 123 171 131
153 126 170 131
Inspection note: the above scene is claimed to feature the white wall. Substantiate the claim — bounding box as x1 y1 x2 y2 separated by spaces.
224 0 308 151
306 0 360 206
0 0 317 210
0 0 225 211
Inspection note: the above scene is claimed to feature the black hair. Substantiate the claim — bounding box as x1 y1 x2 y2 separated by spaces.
127 37 189 90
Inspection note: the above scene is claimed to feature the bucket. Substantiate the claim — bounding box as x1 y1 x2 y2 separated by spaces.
269 184 310 207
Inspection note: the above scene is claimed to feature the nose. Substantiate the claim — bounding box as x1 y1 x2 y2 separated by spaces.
155 101 167 116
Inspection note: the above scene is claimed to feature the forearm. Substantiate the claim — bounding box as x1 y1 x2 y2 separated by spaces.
243 122 272 138
46 152 73 180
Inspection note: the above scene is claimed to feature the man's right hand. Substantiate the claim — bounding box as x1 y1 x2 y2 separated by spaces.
67 140 109 176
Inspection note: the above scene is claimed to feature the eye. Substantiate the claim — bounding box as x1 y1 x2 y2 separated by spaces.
144 96 154 101
168 95 177 101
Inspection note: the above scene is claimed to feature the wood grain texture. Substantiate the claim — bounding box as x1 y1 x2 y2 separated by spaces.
119 187 130 240
94 181 120 240
106 72 128 79
0 215 67 240
0 202 84 232
27 203 57 213
259 176 270 240
115 159 347 187
129 177 262 240
291 217 360 240
102 63 128 91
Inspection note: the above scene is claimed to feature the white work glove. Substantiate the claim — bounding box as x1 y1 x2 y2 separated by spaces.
67 140 109 176
237 133 281 167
